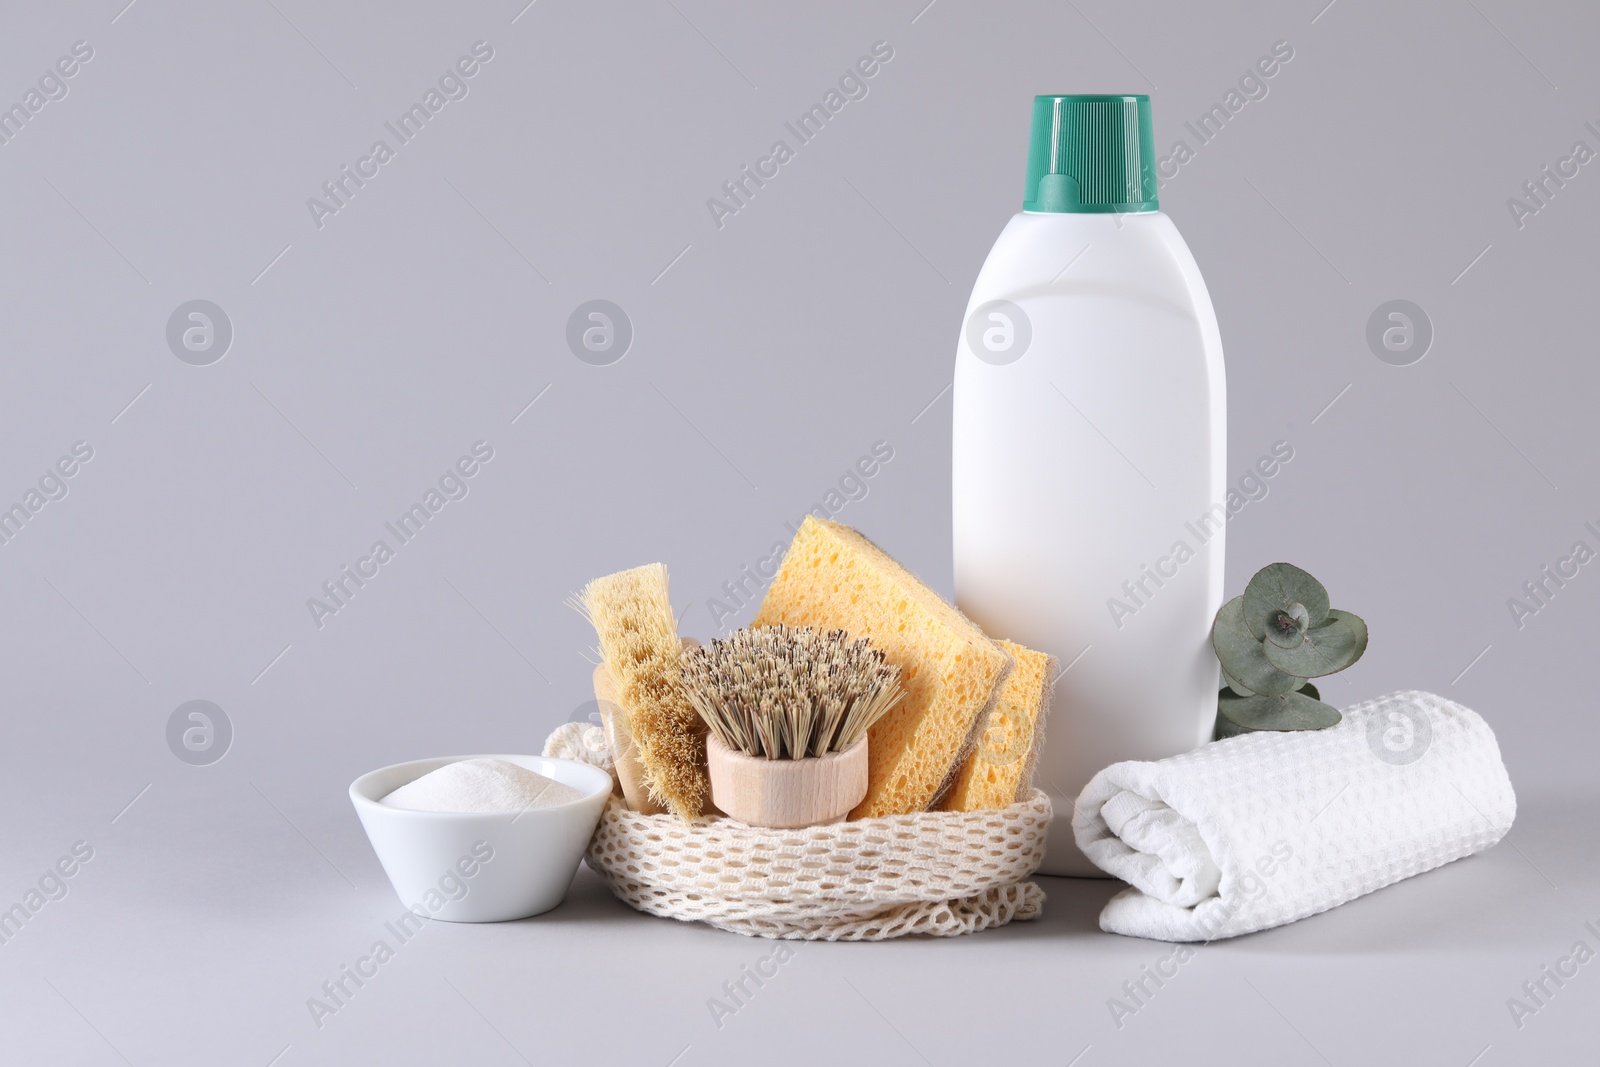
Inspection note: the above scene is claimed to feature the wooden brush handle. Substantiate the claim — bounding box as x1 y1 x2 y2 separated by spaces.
705 734 869 829
593 664 665 815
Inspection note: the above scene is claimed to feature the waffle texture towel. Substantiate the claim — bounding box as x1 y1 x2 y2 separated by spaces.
1072 690 1516 941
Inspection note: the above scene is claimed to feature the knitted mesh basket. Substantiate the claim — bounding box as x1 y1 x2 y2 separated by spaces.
545 722 1050 940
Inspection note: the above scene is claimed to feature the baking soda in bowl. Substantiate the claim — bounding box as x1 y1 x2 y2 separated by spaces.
380 758 585 814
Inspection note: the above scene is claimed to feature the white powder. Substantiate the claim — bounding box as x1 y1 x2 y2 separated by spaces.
380 758 585 814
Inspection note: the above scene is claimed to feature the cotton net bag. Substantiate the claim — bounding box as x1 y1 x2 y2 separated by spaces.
544 722 1050 940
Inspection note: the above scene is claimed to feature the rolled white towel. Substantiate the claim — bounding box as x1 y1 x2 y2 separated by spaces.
1072 690 1516 941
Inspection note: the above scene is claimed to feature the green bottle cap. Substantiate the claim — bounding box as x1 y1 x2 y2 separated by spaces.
1023 94 1158 213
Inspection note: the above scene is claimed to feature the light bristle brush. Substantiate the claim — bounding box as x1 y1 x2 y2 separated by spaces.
574 564 707 821
681 626 903 760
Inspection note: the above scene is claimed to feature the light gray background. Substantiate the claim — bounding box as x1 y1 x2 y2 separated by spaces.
2 0 1596 1063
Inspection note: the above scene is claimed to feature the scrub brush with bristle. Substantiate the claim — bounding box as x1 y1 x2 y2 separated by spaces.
681 626 903 760
575 563 708 821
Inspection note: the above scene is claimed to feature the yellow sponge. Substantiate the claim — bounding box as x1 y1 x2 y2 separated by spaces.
940 640 1055 812
753 517 1011 818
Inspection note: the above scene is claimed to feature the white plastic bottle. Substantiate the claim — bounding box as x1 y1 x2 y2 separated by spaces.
952 95 1227 876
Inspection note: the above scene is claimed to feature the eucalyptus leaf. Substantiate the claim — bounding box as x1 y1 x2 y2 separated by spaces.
1264 604 1309 650
1221 666 1256 697
1261 611 1366 678
1213 712 1250 740
1326 609 1368 661
1217 688 1343 732
1210 563 1364 737
1242 563 1330 640
1212 597 1302 696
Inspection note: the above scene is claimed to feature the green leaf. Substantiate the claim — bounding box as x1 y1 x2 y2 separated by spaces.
1221 667 1255 697
1327 609 1368 664
1296 680 1321 701
1263 601 1308 649
1217 688 1343 732
1243 563 1330 641
1213 597 1302 696
1262 611 1366 678
1213 712 1250 740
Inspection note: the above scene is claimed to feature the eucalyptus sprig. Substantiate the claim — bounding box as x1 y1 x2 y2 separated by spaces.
1212 563 1368 739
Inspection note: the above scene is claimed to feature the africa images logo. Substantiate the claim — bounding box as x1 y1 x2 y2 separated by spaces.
964 300 1032 366
1365 701 1432 765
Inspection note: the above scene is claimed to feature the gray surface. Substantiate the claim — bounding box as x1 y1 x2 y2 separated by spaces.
1 0 1596 1063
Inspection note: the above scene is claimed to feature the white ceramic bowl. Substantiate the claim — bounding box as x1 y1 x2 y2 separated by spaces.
349 754 611 922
